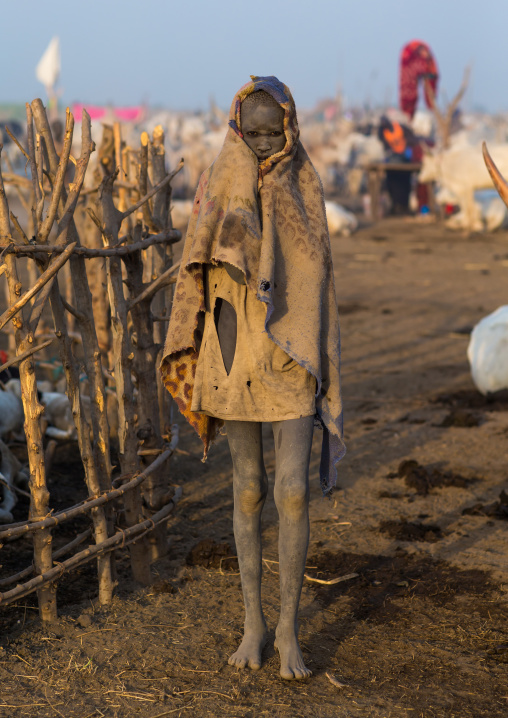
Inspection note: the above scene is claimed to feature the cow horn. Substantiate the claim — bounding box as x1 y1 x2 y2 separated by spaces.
483 141 508 208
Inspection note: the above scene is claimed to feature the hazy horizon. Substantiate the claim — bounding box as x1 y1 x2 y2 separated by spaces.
2 0 507 113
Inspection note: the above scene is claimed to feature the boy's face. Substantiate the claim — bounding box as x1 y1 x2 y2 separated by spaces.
241 102 286 161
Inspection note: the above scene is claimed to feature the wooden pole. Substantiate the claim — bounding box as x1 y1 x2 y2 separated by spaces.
31 100 113 491
29 100 115 605
0 145 57 622
95 170 152 585
123 129 178 560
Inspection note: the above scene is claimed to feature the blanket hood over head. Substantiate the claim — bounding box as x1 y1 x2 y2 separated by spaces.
161 75 345 493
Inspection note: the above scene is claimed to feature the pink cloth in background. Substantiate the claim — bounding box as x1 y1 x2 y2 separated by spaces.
71 104 144 122
72 104 107 121
114 107 143 122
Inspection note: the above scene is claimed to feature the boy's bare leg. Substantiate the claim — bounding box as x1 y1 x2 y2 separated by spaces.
226 420 268 670
272 416 314 680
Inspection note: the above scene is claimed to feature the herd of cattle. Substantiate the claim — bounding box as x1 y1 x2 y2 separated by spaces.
3 103 508 234
137 104 508 233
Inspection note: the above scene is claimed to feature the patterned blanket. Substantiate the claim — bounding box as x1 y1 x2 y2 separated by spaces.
160 76 345 493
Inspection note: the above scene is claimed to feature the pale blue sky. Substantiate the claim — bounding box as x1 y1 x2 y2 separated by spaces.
2 0 507 112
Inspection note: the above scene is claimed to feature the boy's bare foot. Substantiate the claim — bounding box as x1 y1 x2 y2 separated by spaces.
274 627 312 680
228 623 267 671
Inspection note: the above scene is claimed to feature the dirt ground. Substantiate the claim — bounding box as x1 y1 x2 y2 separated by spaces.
1 216 507 718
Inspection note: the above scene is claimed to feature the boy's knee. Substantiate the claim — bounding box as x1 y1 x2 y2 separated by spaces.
274 479 308 520
237 485 267 515
234 467 267 515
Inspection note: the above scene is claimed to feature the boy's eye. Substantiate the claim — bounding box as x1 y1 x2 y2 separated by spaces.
247 131 258 137
271 131 282 136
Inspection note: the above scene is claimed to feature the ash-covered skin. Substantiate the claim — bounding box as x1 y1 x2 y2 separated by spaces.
240 102 286 161
226 417 313 680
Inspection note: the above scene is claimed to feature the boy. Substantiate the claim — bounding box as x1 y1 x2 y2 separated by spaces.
161 76 345 679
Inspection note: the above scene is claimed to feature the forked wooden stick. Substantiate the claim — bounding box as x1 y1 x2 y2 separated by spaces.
0 144 57 622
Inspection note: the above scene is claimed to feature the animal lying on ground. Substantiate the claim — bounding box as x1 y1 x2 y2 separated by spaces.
325 201 358 236
39 385 119 442
171 197 359 238
39 389 95 441
419 144 508 231
0 439 29 523
4 379 90 441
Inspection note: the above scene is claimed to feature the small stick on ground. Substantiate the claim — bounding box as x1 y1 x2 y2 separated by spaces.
304 572 359 585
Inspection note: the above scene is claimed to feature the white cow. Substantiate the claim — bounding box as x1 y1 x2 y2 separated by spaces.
39 385 119 443
325 201 358 236
5 379 91 442
419 144 508 232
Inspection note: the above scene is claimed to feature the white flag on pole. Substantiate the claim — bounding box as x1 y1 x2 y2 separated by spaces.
36 37 60 88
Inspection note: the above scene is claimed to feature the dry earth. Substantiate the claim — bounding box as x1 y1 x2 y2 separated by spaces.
1 217 507 717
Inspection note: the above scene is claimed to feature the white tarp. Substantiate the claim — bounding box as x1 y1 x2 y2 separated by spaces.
36 37 60 88
468 306 508 395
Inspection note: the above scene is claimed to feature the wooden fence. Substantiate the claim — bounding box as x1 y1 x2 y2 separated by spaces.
0 99 183 622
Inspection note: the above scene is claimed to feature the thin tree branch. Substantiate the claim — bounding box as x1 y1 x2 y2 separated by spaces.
0 491 182 606
0 242 76 331
5 229 181 257
28 275 58 335
38 109 74 243
5 127 30 161
55 109 95 242
2 173 32 189
0 528 93 589
127 261 180 311
445 66 471 128
59 294 85 322
0 338 55 374
120 159 184 220
0 445 176 541
25 104 42 215
9 212 29 245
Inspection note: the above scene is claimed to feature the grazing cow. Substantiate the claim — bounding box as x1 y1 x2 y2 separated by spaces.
419 144 508 231
0 439 28 523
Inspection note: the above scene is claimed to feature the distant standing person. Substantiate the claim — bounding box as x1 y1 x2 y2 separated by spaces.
378 116 416 215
